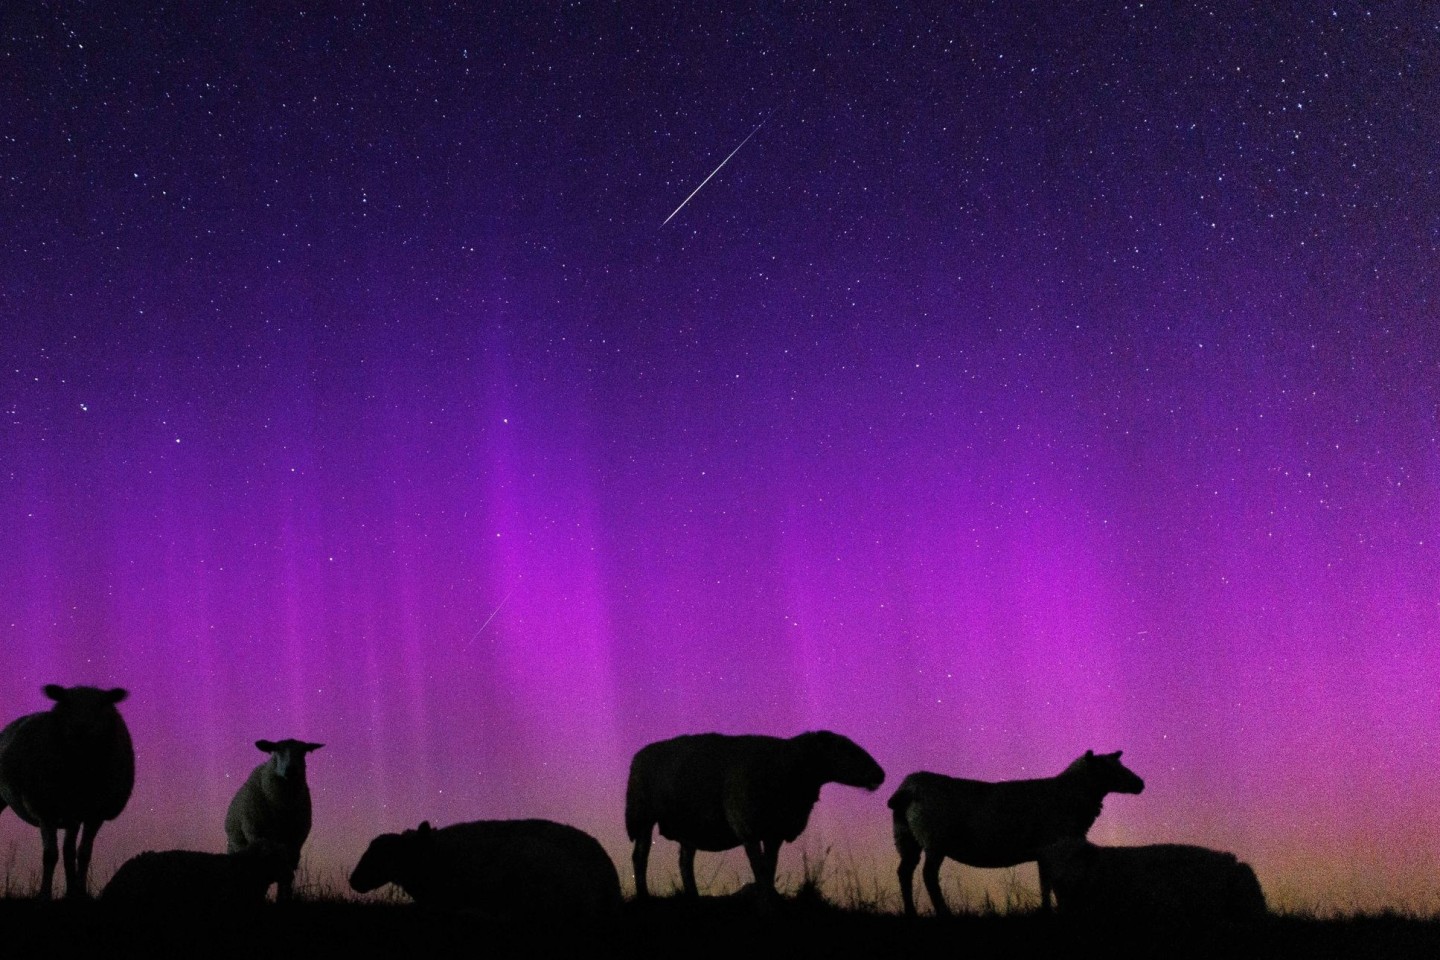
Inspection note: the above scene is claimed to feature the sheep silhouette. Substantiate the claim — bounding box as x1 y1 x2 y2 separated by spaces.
224 739 322 902
0 684 135 899
626 731 885 898
889 750 1144 915
349 819 622 921
1040 836 1267 921
102 839 293 908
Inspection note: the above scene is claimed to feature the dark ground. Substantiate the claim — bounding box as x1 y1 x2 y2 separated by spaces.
3 892 1437 959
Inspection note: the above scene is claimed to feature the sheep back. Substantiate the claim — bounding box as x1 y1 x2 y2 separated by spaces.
891 771 1093 868
102 844 291 908
1044 839 1267 921
626 734 823 851
350 819 621 921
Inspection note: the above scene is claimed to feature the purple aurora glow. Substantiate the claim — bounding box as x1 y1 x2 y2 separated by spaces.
2 4 1437 910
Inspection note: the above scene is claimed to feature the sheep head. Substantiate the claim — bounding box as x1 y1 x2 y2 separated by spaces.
349 821 433 894
256 739 324 781
42 684 129 742
793 731 885 791
1073 750 1145 796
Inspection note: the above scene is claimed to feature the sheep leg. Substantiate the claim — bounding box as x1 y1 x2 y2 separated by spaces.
277 868 295 903
741 840 781 895
1037 858 1053 912
39 824 59 900
896 845 921 916
631 833 653 899
61 825 81 898
75 818 102 899
678 845 698 897
759 841 780 894
921 852 950 917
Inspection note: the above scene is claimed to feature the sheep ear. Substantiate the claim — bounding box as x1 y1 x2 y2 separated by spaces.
1084 749 1094 758
304 742 324 753
418 821 432 834
43 684 67 702
1112 750 1122 759
107 688 128 704
256 740 278 752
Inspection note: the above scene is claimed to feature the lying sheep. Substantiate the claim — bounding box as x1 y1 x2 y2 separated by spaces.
224 739 323 901
101 840 293 908
1041 837 1267 922
349 819 622 921
626 731 885 898
0 685 135 899
889 749 1144 915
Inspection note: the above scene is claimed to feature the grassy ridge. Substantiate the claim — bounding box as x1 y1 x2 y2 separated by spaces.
2 890 1439 960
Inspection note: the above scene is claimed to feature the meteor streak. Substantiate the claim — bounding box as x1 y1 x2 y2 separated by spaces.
662 111 776 226
463 586 515 649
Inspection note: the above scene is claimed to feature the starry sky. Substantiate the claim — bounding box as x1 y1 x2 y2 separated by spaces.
2 3 1438 910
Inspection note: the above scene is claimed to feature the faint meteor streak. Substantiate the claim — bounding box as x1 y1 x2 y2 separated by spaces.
662 111 776 226
463 585 515 649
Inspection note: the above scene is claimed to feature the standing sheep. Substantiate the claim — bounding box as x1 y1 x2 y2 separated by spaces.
889 749 1144 916
224 738 322 901
625 731 885 898
349 819 622 921
0 684 135 899
101 840 293 908
1040 837 1267 921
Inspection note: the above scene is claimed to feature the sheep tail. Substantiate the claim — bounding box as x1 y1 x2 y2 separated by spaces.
623 783 649 842
886 784 913 814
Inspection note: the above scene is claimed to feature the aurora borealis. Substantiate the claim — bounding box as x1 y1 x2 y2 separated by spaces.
3 4 1437 911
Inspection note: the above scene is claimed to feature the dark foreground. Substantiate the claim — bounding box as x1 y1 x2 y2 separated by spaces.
3 892 1437 960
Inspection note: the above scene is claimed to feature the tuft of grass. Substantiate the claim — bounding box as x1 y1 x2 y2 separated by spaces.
0 841 28 899
789 844 831 906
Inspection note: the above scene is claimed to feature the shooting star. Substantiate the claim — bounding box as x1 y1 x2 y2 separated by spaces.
662 111 776 227
463 585 515 650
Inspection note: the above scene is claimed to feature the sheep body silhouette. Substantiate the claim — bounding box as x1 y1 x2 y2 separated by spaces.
0 684 134 899
349 819 622 920
626 731 885 897
102 840 292 908
1041 836 1267 920
889 749 1144 915
224 738 322 901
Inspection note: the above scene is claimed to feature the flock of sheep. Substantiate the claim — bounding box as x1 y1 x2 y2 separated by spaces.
0 684 1267 924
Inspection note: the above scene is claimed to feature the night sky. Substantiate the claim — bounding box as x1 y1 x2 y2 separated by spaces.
3 3 1438 911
